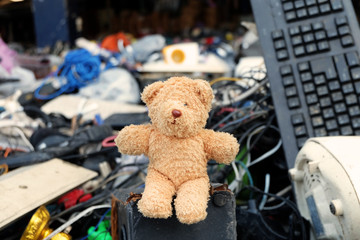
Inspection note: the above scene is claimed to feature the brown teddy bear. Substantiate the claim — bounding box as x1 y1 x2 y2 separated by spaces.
115 76 239 224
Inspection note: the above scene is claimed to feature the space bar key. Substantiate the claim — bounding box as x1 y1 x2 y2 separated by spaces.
310 57 337 79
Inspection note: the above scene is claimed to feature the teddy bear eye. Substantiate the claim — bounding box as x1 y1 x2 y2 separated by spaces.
184 103 188 107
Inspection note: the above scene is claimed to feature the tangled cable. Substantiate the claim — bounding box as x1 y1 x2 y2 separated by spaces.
34 48 101 100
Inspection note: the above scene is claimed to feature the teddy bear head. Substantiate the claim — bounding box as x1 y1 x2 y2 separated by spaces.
141 76 214 138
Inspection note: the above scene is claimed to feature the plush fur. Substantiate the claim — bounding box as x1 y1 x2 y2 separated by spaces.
115 76 239 224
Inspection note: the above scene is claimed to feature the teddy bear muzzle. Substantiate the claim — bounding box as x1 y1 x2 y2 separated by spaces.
172 109 182 118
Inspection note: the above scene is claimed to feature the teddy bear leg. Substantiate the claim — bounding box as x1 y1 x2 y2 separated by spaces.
174 177 210 224
137 169 176 219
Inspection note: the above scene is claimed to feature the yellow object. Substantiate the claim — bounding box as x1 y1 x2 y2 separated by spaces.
171 49 185 63
21 206 51 240
20 206 72 240
51 232 72 240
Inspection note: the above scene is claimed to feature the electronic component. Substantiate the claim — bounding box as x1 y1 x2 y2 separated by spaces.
250 0 360 168
112 185 236 240
289 136 360 239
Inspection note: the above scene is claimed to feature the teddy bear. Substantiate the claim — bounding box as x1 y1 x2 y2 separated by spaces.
115 76 239 224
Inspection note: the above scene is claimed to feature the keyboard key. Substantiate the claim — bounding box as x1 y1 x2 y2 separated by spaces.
294 125 307 137
288 97 301 108
317 41 330 52
312 22 324 31
289 26 301 36
345 52 360 67
294 0 305 9
331 0 343 11
352 118 360 129
297 137 307 148
331 91 343 102
309 103 321 116
341 35 354 47
340 126 353 135
272 30 284 40
316 85 329 96
334 103 346 113
314 128 327 137
283 76 295 86
337 114 350 125
298 62 310 72
291 35 303 45
294 46 306 56
306 43 317 54
354 82 360 94
285 86 297 97
306 0 316 6
286 11 297 21
335 16 348 26
312 116 324 127
320 97 331 107
291 113 305 125
277 49 289 60
306 93 318 104
274 39 286 49
317 0 328 3
315 30 327 41
345 94 357 105
323 108 335 119
303 33 315 43
301 25 312 33
328 80 340 91
297 8 308 18
328 130 340 136
338 25 351 36
283 2 294 11
314 75 326 85
280 65 292 76
342 83 354 94
310 57 337 79
319 3 331 14
350 67 360 80
304 82 315 93
301 72 312 82
308 6 319 16
349 106 360 116
334 54 351 83
326 119 338 130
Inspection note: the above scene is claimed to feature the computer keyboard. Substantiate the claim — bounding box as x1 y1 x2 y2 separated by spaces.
250 0 360 168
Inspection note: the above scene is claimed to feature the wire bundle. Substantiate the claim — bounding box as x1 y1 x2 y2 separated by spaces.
34 48 101 100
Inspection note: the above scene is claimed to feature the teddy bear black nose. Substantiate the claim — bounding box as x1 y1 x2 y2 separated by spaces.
172 109 182 118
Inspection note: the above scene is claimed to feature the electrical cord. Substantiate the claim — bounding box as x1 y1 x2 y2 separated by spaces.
34 49 101 100
258 173 270 210
247 186 307 240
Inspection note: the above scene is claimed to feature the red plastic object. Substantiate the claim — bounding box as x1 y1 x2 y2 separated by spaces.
101 32 131 52
58 189 92 209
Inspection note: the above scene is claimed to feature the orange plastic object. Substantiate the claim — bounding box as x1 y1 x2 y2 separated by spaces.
101 32 131 52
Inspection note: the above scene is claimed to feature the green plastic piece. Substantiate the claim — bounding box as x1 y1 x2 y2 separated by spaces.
88 221 112 240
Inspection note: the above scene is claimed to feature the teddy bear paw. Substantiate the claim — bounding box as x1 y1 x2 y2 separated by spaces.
176 208 207 224
137 198 173 219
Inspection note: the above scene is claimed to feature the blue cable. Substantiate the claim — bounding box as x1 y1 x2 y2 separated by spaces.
34 48 101 100
79 207 111 240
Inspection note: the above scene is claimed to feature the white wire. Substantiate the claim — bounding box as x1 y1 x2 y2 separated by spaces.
43 204 111 240
12 126 34 151
248 139 282 167
229 161 242 192
263 199 287 210
267 185 292 203
259 173 270 210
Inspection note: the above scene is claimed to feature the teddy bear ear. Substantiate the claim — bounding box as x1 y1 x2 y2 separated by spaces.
193 79 214 111
141 81 165 105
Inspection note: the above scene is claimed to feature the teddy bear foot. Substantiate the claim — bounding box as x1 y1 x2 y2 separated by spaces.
138 198 173 219
176 209 207 225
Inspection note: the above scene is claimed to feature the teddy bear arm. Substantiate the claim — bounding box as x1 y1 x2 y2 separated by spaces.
115 124 151 155
201 129 239 165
